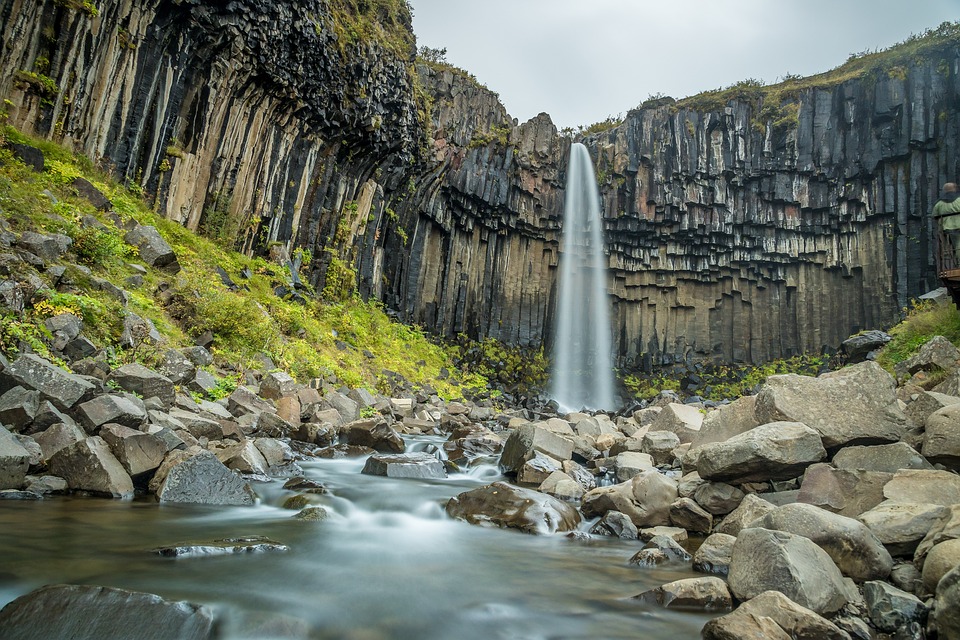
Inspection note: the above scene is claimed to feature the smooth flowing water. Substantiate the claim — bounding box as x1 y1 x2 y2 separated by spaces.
0 436 713 639
550 143 617 412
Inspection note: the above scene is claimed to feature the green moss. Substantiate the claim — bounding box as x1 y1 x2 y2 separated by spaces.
876 300 960 373
13 70 59 102
327 0 414 58
53 0 99 17
468 124 511 149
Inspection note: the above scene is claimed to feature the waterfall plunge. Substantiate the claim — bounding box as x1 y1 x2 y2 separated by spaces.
549 143 616 412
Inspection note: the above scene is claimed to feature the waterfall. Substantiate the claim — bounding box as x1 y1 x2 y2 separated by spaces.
549 143 616 412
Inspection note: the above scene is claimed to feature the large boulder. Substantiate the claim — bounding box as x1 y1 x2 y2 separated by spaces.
923 539 960 594
701 610 792 640
863 580 927 634
7 354 96 410
843 329 892 363
124 225 180 272
895 335 960 379
0 386 40 431
581 470 678 528
108 364 176 407
445 481 580 534
858 500 950 556
696 422 826 484
690 395 760 450
499 423 573 473
362 452 447 479
47 437 134 498
692 481 745 516
0 426 31 489
755 361 907 449
796 463 891 518
99 424 167 478
728 527 851 615
831 442 932 473
883 469 960 506
751 503 893 581
0 584 214 640
715 493 776 536
923 404 960 469
76 395 147 432
32 421 86 461
916 504 960 567
935 565 960 640
156 452 256 505
339 418 404 453
633 576 732 611
649 403 703 443
718 590 852 640
692 533 736 576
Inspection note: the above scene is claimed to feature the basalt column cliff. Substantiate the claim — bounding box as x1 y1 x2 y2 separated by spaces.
1 1 958 369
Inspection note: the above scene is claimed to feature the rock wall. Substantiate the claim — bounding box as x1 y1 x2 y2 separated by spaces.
2 0 959 369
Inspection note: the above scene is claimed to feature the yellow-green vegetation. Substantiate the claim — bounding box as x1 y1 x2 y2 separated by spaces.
0 125 483 399
876 299 960 373
560 115 624 139
468 124 511 149
450 336 548 397
327 0 415 58
676 21 960 125
13 71 59 102
624 353 828 402
53 0 99 17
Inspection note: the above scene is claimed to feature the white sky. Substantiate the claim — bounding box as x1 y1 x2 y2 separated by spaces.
408 0 959 129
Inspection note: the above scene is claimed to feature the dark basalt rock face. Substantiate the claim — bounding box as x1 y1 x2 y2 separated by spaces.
2 1 959 367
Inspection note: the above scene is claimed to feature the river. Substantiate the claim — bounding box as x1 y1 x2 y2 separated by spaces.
0 436 715 639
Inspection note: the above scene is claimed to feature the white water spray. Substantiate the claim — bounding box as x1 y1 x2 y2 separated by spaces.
549 143 616 412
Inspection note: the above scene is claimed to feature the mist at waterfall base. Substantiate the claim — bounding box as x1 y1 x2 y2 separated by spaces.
0 436 711 638
550 143 617 413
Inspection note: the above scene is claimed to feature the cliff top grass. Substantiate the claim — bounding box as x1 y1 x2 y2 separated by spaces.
327 0 415 59
875 299 960 375
669 20 960 115
0 123 483 399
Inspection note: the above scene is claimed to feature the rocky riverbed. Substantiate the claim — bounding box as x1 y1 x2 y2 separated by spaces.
1 319 960 637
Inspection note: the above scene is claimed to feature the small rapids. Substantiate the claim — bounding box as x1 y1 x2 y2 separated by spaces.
0 436 713 639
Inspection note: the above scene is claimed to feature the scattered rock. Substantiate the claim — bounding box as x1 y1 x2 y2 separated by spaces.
99 424 167 478
796 463 891 518
0 386 40 429
499 423 574 473
863 580 927 634
696 422 826 484
0 583 214 639
883 469 960 506
728 527 850 615
154 536 288 558
922 539 960 594
715 493 775 535
0 426 31 489
446 481 581 535
934 565 960 640
361 452 447 479
895 335 960 379
669 496 713 534
693 533 736 575
108 364 176 407
124 225 180 272
589 510 638 539
633 576 732 611
649 403 703 443
923 404 960 469
629 534 691 566
7 354 95 411
692 481 745 516
47 436 134 498
339 418 404 453
858 500 950 557
725 590 852 640
581 470 678 527
76 394 147 431
156 452 256 505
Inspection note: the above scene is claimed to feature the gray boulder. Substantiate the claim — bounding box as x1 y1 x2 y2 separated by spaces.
445 481 580 534
7 354 96 410
0 386 40 430
796 463 891 518
669 496 713 534
99 424 167 478
916 504 960 569
614 451 654 481
33 422 86 460
755 361 907 449
726 590 852 640
108 364 176 407
339 418 404 453
696 422 826 484
924 404 960 469
649 403 703 443
728 527 851 615
160 350 195 384
581 470 678 527
843 329 892 363
751 503 893 581
0 426 31 489
640 430 680 465
47 437 134 498
858 500 950 556
76 395 147 431
590 510 639 539
693 533 736 575
863 580 927 634
361 452 446 479
715 493 775 536
325 391 359 424
832 442 932 473
538 471 584 502
701 609 792 640
633 576 732 611
629 534 691 566
499 423 573 473
922 539 960 594
124 225 180 272
935 565 960 640
883 469 960 506
693 481 745 516
690 395 760 450
156 452 256 505
895 335 960 379
0 583 214 640
259 371 298 400
517 452 562 485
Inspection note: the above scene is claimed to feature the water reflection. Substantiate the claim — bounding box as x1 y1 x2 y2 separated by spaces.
0 436 714 639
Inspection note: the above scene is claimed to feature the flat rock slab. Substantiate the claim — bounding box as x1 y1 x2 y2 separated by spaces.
154 536 289 558
361 452 447 479
0 584 214 640
7 354 95 411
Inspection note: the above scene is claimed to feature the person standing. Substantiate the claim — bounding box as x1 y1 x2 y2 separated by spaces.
933 182 960 267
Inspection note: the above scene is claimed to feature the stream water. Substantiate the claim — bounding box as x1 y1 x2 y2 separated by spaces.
0 436 713 639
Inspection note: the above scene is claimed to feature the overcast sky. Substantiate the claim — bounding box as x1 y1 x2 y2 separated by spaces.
408 0 958 130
